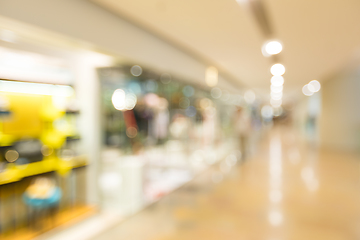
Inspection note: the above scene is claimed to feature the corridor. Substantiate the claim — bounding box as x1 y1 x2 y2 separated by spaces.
92 127 360 240
1 1 360 239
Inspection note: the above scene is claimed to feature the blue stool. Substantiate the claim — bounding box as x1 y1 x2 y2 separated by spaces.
23 187 62 229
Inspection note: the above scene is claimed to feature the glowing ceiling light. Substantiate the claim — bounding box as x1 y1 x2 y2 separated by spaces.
302 84 314 96
270 63 285 76
271 91 283 97
205 66 218 87
262 40 283 56
270 98 282 107
112 89 126 110
271 85 283 93
125 93 137 110
308 80 321 92
271 76 284 86
271 94 282 101
236 0 248 4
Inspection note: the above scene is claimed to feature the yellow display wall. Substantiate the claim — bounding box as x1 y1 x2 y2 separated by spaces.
0 81 87 185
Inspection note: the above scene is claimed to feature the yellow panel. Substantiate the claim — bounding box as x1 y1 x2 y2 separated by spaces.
1 93 45 138
0 155 88 185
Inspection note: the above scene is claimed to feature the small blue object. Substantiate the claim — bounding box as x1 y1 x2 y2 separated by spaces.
23 187 62 209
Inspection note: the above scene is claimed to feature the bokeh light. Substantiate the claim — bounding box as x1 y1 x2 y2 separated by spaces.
262 40 283 56
182 85 195 97
244 90 256 104
199 98 212 109
179 97 190 109
261 105 274 119
268 210 283 226
111 89 126 110
271 85 283 93
205 66 218 87
130 65 142 76
273 107 283 117
125 93 137 110
309 80 321 92
211 87 222 99
271 76 284 86
160 73 171 84
126 127 138 138
270 64 285 76
302 84 314 96
271 94 282 101
5 150 19 162
270 98 282 107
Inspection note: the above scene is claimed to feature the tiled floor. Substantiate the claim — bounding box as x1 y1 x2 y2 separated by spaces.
92 128 360 240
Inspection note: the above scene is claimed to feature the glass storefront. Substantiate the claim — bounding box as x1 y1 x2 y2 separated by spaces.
0 27 256 240
0 47 90 239
98 65 242 216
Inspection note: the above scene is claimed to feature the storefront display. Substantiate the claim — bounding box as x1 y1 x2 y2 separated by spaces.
0 29 245 239
99 66 225 152
0 81 85 184
98 65 240 214
0 47 89 238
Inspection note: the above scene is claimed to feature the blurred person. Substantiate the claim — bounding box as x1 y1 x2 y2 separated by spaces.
152 98 169 144
133 98 153 137
234 106 252 160
202 106 216 147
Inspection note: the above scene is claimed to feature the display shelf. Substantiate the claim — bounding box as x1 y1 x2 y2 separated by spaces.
0 155 87 185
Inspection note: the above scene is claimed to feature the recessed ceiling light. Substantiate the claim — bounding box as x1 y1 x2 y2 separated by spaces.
262 40 283 56
270 63 285 76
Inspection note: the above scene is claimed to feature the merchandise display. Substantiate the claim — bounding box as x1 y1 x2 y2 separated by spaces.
0 81 85 184
98 66 241 214
99 66 232 153
0 80 87 237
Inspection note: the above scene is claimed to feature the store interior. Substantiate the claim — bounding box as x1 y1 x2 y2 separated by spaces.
0 25 256 239
0 0 359 239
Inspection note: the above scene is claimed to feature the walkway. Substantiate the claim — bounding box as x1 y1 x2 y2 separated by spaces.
91 128 360 240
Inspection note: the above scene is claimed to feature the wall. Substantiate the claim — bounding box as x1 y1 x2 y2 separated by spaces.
0 0 238 91
319 65 360 152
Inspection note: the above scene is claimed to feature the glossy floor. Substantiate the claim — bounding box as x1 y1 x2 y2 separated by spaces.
91 128 360 240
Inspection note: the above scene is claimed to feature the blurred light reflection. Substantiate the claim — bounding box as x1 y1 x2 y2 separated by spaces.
268 210 283 226
269 135 282 189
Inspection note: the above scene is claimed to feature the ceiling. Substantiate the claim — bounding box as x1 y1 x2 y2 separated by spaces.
91 0 360 94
